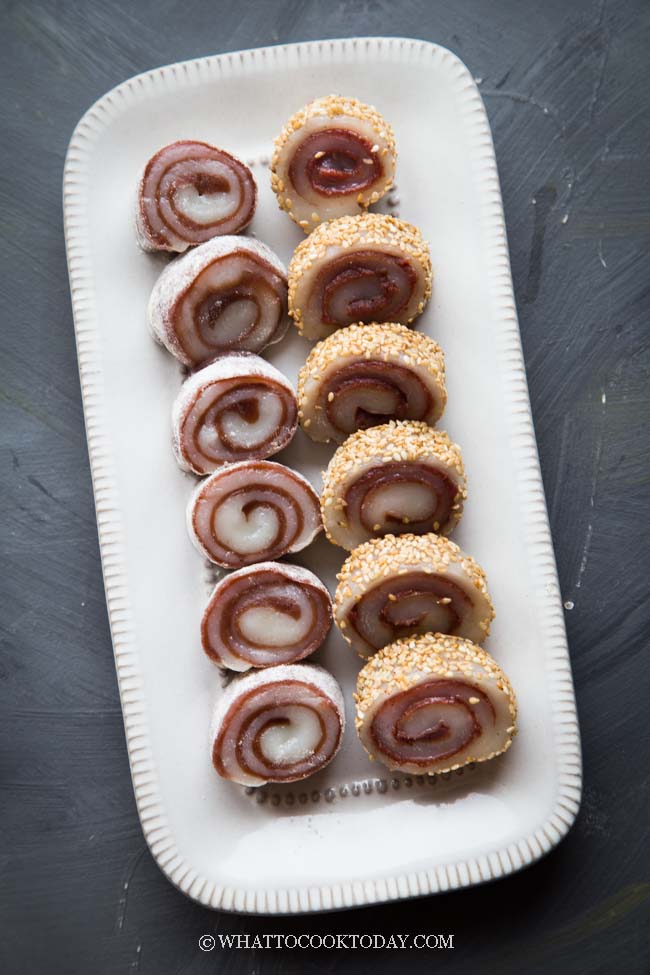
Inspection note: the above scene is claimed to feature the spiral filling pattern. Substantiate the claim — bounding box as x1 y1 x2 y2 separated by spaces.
173 356 298 474
137 141 256 251
211 668 345 785
315 251 416 328
298 324 446 443
349 573 473 652
349 463 458 533
174 253 287 363
149 238 289 368
370 679 495 765
288 215 431 339
321 422 466 549
334 534 494 657
202 564 332 670
289 129 383 197
271 96 396 228
188 461 321 568
355 634 517 775
326 361 432 436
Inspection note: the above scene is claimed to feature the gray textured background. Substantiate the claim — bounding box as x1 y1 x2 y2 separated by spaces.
1 0 649 972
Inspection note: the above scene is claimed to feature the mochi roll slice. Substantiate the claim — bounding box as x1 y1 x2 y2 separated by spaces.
270 95 396 230
211 664 345 786
288 213 431 340
187 461 322 569
149 236 288 367
201 562 332 671
298 323 446 444
334 533 494 658
136 140 257 252
321 421 466 550
355 633 517 775
172 354 297 475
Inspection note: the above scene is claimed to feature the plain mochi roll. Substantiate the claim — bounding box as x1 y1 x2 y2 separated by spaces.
201 562 332 671
211 664 345 786
149 236 289 368
171 353 298 475
187 460 322 569
136 140 257 252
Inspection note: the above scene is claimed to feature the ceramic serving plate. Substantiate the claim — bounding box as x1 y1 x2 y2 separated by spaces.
63 37 581 914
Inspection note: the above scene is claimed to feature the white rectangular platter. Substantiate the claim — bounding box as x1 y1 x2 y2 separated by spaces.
64 37 581 914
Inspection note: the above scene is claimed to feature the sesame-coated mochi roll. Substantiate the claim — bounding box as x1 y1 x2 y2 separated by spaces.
322 422 466 550
149 236 289 368
355 633 517 775
172 354 298 475
334 533 494 658
201 562 332 671
211 664 345 786
270 95 396 231
288 214 431 340
297 323 446 444
136 141 256 252
187 461 321 569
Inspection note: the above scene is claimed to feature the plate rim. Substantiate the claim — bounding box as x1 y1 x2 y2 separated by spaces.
63 35 582 914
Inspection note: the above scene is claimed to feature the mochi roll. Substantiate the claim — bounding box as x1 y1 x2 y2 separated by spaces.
270 95 396 230
172 354 298 475
297 323 446 443
201 562 332 671
355 633 517 775
211 664 345 785
149 236 289 367
334 533 494 658
288 213 431 340
136 141 256 252
187 461 322 569
322 421 466 550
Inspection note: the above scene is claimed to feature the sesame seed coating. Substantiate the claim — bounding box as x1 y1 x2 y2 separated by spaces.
272 95 396 161
324 421 464 500
336 532 491 605
270 96 397 229
288 214 432 337
355 633 516 720
354 633 518 774
299 322 443 393
297 323 446 442
321 421 467 548
333 532 495 654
